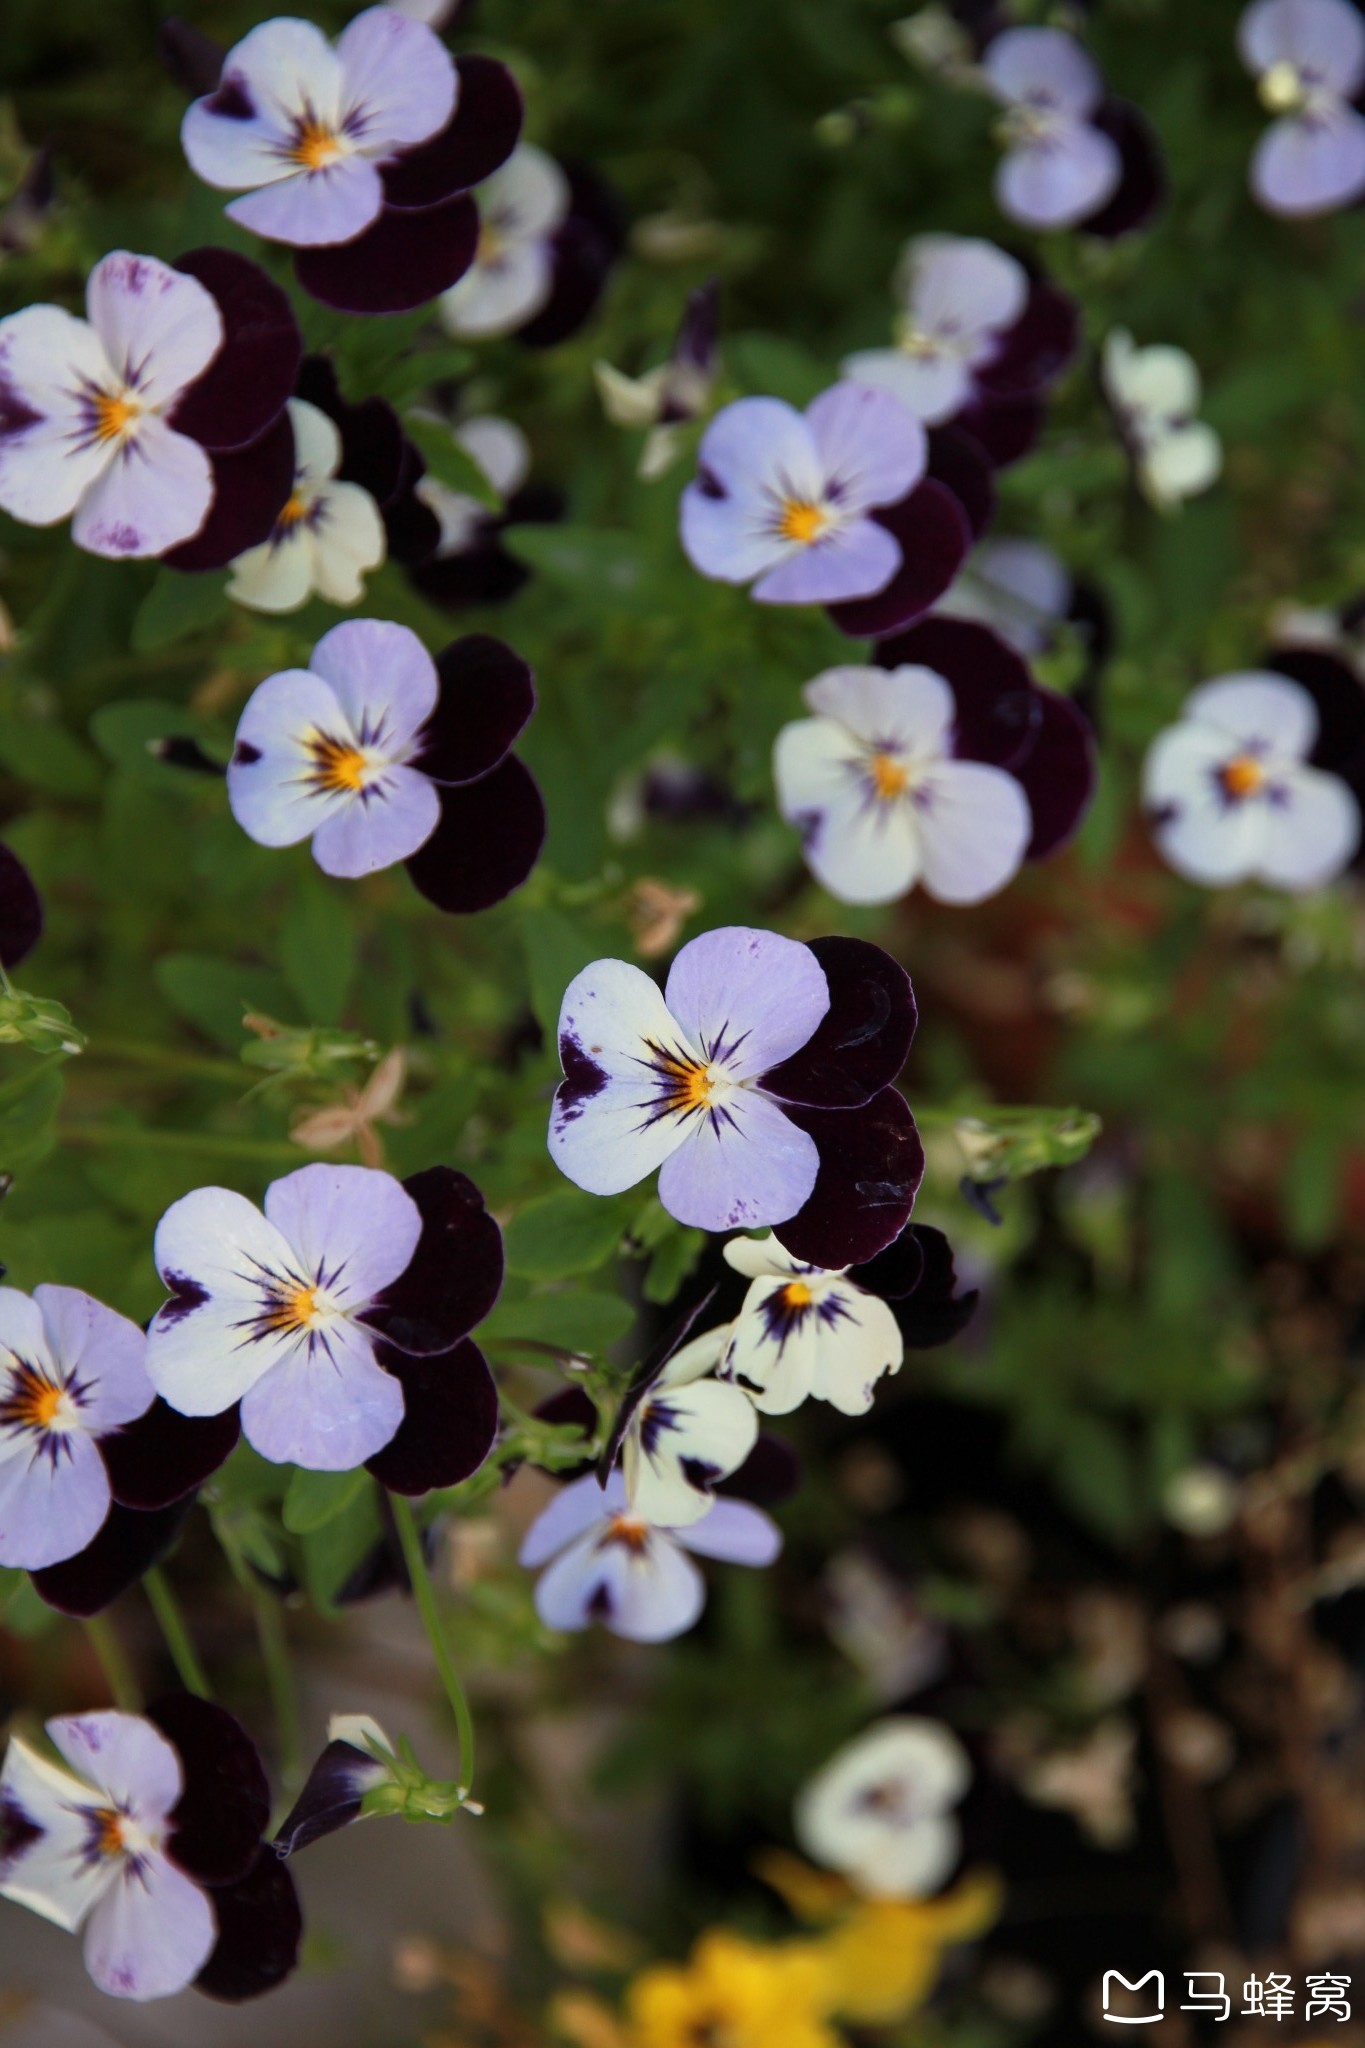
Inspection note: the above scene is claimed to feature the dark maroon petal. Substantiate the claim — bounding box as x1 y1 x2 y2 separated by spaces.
827 479 970 641
777 1090 925 1269
163 411 294 573
102 1400 240 1511
295 356 406 505
415 634 535 785
381 55 523 210
367 1166 504 1355
412 532 530 609
157 18 224 96
874 617 1039 771
896 1224 979 1348
1013 687 1097 860
1079 99 1166 240
1267 646 1365 787
926 425 996 542
405 754 545 914
716 1431 801 1507
0 843 42 970
848 1224 926 1302
952 391 1046 469
384 442 444 565
30 1500 191 1618
516 163 627 350
976 282 1080 400
763 938 916 1110
667 278 721 398
195 1846 302 2002
169 250 301 453
150 1694 269 1888
295 195 478 316
273 1739 382 1857
600 1288 719 1483
366 1337 499 1494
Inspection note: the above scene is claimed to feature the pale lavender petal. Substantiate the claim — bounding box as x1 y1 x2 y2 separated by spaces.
676 1496 782 1565
982 25 1106 116
518 1472 615 1568
202 17 344 143
657 1087 820 1232
71 419 214 560
149 1186 302 1414
335 5 457 152
85 254 223 411
997 124 1122 230
32 1285 153 1435
679 477 794 586
681 396 823 585
240 1316 403 1470
805 381 926 512
774 721 922 906
839 348 973 428
915 760 1033 905
227 669 354 850
804 662 956 753
0 1740 107 1933
534 1523 705 1641
262 1162 423 1309
1239 0 1365 91
663 926 830 1077
902 234 1029 349
752 515 900 605
0 1287 55 1373
0 1432 110 1571
1186 672 1319 756
311 767 441 877
48 1713 182 1817
1251 105 1365 214
181 99 293 194
227 157 385 249
550 959 697 1196
309 618 440 755
1254 764 1362 887
0 308 113 527
83 1851 215 2002
441 241 555 339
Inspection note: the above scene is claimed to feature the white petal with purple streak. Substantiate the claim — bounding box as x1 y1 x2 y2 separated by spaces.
85 254 223 412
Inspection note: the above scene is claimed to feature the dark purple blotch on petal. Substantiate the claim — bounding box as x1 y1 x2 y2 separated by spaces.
382 55 523 210
895 1224 979 1348
405 753 545 914
164 409 295 573
367 1166 503 1356
417 635 535 785
195 1845 302 2003
0 1790 42 1859
516 162 628 350
295 194 479 317
170 249 302 454
1267 646 1365 792
366 1338 499 1494
1078 100 1166 240
273 1739 383 1859
763 937 916 1110
30 1499 192 1617
875 617 1039 770
976 281 1080 401
556 1035 608 1119
778 1089 925 1269
827 479 970 641
102 1399 240 1512
599 1287 718 1485
150 1693 270 1888
0 843 42 970
157 18 225 96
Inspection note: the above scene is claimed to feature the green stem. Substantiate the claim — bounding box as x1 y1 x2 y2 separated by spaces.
389 1493 475 1795
144 1568 212 1698
210 1511 303 1803
62 1122 300 1163
83 1614 138 1710
88 1037 245 1085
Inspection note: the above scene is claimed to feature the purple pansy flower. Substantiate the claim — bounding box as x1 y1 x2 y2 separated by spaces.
438 145 624 347
550 928 923 1267
0 248 298 563
1143 672 1362 890
179 10 522 314
773 662 1034 907
0 1286 154 1572
872 616 1097 863
795 1718 971 1899
518 1469 780 1643
228 620 545 914
0 1700 300 2002
1239 0 1365 215
145 1162 503 1477
982 27 1122 229
273 1714 400 1858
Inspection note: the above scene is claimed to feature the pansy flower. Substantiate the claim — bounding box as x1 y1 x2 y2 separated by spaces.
0 248 298 563
599 1314 759 1527
440 145 625 347
596 279 721 480
1101 331 1222 511
1143 672 1362 890
0 1699 301 2001
1262 638 1365 844
227 398 385 614
718 1238 905 1418
0 843 43 969
841 237 1078 468
795 1718 972 1899
229 620 545 913
518 1469 780 1644
145 1163 503 1483
773 663 1033 907
981 27 1164 238
1238 0 1365 215
550 928 923 1267
180 10 523 314
0 1285 154 1572
871 616 1097 863
410 414 564 610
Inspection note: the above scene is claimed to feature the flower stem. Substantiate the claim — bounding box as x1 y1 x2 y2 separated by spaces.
144 1568 213 1699
83 1614 138 1711
389 1493 476 1796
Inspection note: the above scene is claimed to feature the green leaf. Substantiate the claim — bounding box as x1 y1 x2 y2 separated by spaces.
504 1190 626 1280
517 904 601 1038
154 954 296 1049
502 526 666 614
642 1223 706 1305
0 712 102 799
0 1059 65 1173
283 1464 371 1534
479 1287 634 1357
1284 1131 1342 1251
89 698 229 781
726 331 827 406
299 1480 384 1614
402 413 499 507
131 569 231 653
281 873 357 1026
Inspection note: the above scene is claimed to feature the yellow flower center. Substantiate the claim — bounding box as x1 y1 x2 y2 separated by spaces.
777 498 830 546
781 1281 814 1311
1259 60 1308 113
650 1047 720 1116
94 392 141 443
307 731 375 795
1220 754 1267 802
1 1362 75 1434
277 490 311 533
262 1283 323 1334
291 118 345 171
93 1809 127 1860
476 221 505 265
870 752 909 801
607 1513 650 1553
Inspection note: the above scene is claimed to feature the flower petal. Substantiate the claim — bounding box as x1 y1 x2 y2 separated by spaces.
166 248 301 453
71 419 214 560
228 156 385 249
0 1430 110 1571
549 958 698 1196
310 617 439 754
367 1166 504 1355
909 758 1033 904
148 1693 270 1888
810 1288 904 1415
824 478 970 640
762 937 916 1110
676 1496 782 1565
1187 672 1319 756
723 1279 823 1415
30 1500 191 1618
997 123 1122 230
227 668 352 849
310 480 387 604
85 253 223 413
518 1471 615 1568
535 1522 706 1642
365 1337 499 1494
149 1186 303 1414
983 26 1106 116
294 191 479 314
776 722 922 905
335 5 456 154
752 513 901 607
0 304 114 521
263 1162 423 1309
192 1844 302 2002
382 55 524 209
404 753 545 913
627 1377 758 1526
0 1738 107 1933
681 396 822 583
440 238 555 339
102 1400 241 1512
875 617 1039 769
779 1090 924 1268
1239 0 1365 91
657 1087 820 1233
1013 687 1097 860
805 380 927 512
311 766 441 877
240 1317 403 1470
415 634 536 785
164 406 294 574
32 1285 153 1436
664 926 831 1079
840 347 972 427
0 842 42 970
48 1711 182 1816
